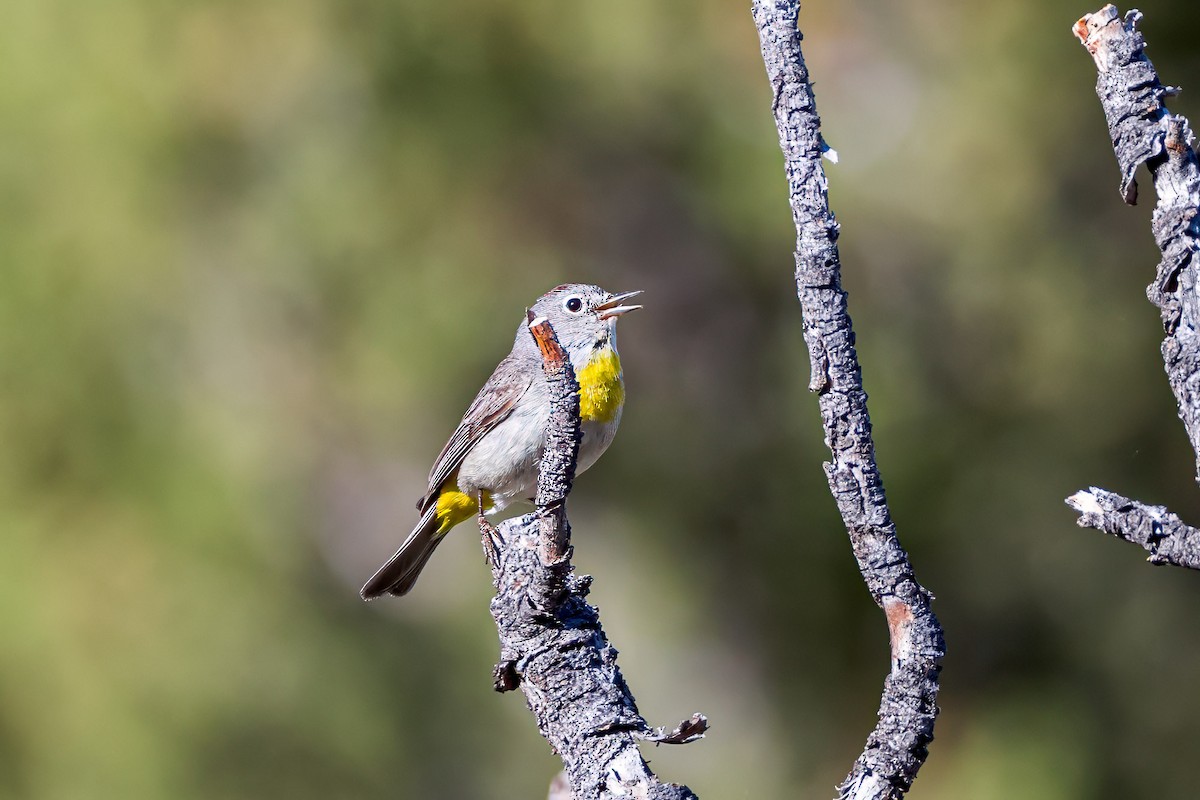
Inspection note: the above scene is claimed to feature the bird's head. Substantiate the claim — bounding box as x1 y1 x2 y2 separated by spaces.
525 284 643 358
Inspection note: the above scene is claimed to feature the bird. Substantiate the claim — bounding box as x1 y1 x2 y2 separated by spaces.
360 284 643 599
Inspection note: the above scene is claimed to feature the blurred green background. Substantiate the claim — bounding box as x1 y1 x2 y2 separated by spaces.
4 0 1200 797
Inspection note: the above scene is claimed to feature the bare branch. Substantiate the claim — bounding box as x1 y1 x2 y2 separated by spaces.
1067 488 1200 569
1068 6 1200 569
527 310 580 579
751 3 945 798
482 313 702 800
635 713 710 746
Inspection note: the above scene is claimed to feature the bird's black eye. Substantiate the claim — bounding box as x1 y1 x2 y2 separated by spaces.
564 297 583 313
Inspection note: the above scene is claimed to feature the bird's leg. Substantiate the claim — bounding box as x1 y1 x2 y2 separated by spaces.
478 491 503 568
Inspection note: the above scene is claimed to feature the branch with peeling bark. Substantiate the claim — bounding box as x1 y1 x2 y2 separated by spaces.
1068 5 1200 571
479 311 705 800
751 3 944 799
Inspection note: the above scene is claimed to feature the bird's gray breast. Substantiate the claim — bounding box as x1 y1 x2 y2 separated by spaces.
456 373 622 510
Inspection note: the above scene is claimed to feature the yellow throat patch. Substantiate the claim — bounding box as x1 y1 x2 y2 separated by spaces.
577 345 624 423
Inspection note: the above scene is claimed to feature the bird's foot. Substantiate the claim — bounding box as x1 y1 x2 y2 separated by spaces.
478 493 503 568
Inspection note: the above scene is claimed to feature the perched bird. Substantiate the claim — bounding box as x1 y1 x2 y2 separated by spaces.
361 284 643 599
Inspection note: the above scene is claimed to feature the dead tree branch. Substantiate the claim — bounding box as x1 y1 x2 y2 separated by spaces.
481 312 705 800
751 2 945 798
1068 5 1200 570
1067 488 1200 569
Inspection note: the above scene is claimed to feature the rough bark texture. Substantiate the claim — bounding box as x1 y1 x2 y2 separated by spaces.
751 3 945 799
482 313 704 800
1068 6 1200 569
1067 488 1200 569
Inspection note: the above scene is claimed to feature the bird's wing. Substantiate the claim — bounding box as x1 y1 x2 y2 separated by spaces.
418 355 534 512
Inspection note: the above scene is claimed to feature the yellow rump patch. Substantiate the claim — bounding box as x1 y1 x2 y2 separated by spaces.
578 346 624 424
435 487 490 536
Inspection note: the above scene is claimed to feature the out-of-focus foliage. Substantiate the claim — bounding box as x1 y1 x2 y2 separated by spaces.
3 0 1200 797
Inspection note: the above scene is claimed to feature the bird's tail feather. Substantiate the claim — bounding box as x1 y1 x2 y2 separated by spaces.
360 505 446 599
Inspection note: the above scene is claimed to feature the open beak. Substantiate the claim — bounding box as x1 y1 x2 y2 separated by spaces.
595 290 643 320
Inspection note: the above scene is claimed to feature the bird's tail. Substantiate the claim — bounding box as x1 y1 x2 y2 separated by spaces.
360 505 446 599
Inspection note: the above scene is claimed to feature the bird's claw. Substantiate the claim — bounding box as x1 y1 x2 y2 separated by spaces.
478 493 503 568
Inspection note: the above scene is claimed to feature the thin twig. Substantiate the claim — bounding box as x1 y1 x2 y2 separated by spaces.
1068 6 1200 569
483 313 704 800
751 3 945 799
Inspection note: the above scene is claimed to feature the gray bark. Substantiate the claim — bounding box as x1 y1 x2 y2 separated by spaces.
1067 488 1200 569
481 312 704 800
751 3 945 799
1068 5 1200 569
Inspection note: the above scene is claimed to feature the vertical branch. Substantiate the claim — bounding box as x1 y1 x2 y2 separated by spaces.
1066 6 1200 569
751 3 945 799
481 314 705 800
527 310 580 583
